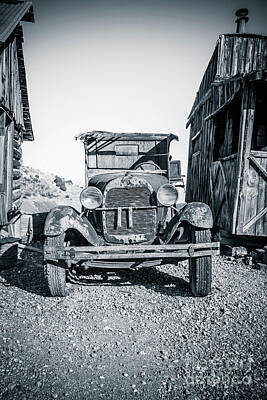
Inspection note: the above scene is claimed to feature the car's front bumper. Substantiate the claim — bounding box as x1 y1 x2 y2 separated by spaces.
44 242 220 263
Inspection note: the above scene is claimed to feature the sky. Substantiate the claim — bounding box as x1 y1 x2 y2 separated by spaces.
22 0 267 185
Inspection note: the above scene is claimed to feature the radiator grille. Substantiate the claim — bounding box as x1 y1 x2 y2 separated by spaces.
104 187 156 237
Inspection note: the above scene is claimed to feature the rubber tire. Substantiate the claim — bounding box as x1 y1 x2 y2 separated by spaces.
189 228 212 297
44 234 67 297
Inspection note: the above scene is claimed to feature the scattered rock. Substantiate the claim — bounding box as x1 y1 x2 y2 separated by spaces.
0 254 265 399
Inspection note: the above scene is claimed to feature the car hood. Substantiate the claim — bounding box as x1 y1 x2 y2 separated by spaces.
88 172 168 192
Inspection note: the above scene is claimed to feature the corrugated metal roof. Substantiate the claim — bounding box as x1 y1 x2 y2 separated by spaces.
0 1 34 44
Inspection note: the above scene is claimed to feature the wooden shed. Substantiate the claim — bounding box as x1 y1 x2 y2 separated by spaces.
0 1 34 239
186 10 267 239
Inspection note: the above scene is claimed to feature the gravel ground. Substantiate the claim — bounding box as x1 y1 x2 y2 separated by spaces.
0 250 266 400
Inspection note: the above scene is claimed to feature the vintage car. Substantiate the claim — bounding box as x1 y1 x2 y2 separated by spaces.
43 131 219 297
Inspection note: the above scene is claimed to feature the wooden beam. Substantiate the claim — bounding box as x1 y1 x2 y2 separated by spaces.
243 207 267 232
249 156 267 181
233 83 256 234
218 153 238 162
192 151 200 158
6 123 14 213
204 86 241 121
0 112 7 225
186 89 212 128
0 113 6 186
191 130 201 142
250 150 267 158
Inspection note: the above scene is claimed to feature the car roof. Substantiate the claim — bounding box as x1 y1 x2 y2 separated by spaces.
76 130 179 142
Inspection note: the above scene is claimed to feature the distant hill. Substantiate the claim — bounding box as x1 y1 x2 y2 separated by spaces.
20 166 82 213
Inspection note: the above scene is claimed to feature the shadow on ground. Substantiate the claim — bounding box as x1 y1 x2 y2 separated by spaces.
78 267 191 297
0 245 191 298
0 249 47 297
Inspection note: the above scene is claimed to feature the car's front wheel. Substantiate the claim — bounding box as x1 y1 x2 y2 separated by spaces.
44 234 68 297
189 228 212 297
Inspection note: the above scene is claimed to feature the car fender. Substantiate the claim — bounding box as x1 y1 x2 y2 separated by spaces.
162 202 213 243
179 202 213 228
44 206 102 246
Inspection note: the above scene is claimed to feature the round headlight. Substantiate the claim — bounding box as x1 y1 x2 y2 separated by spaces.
157 184 178 206
80 187 103 209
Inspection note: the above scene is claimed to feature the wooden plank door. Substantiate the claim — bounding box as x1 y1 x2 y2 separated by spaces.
210 160 231 231
238 151 267 236
235 83 267 236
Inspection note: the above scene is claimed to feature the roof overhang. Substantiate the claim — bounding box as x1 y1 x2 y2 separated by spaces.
0 1 34 140
0 1 34 44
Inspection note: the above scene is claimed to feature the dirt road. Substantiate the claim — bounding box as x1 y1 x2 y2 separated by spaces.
0 251 266 400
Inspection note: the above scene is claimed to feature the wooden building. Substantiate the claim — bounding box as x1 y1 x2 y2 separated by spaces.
186 10 267 238
0 1 34 235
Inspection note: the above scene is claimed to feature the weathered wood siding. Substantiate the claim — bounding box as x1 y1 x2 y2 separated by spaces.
0 113 23 225
217 34 267 78
0 36 25 128
0 32 26 226
186 34 267 237
187 35 267 128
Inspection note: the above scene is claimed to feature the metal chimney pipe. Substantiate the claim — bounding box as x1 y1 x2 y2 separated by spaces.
235 8 249 33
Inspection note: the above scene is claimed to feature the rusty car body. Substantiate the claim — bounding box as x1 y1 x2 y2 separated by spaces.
43 131 219 297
